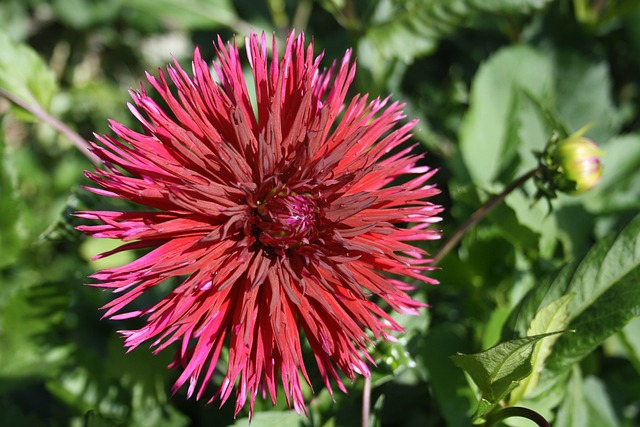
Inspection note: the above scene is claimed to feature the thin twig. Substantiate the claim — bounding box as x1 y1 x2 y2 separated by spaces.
0 88 101 165
362 374 371 427
433 167 543 265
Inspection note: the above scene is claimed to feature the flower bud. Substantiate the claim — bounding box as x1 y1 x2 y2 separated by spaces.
553 135 604 194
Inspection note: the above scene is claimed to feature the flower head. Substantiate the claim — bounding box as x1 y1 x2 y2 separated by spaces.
76 31 441 416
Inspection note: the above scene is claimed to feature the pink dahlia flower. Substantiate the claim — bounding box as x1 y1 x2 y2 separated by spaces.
76 31 442 416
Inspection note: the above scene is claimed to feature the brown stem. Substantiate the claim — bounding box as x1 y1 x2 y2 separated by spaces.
433 167 543 265
0 88 101 165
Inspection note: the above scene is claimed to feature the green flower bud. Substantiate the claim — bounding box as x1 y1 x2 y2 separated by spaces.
554 134 604 194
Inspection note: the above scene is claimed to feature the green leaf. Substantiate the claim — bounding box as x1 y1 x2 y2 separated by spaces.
582 376 622 427
0 1 30 40
543 265 640 375
48 333 185 426
52 0 123 29
487 194 541 248
503 214 640 412
619 317 640 374
370 393 385 427
555 52 621 144
482 305 512 349
419 325 476 427
560 213 640 318
83 411 125 427
487 192 553 257
555 368 588 427
0 278 71 384
80 237 138 271
459 44 553 186
451 333 559 401
129 403 189 427
555 369 621 427
506 213 640 337
464 85 560 257
357 0 554 87
104 335 175 408
0 132 23 269
580 133 640 215
124 0 239 30
509 294 574 404
0 31 57 112
369 292 429 383
450 331 562 422
231 411 308 427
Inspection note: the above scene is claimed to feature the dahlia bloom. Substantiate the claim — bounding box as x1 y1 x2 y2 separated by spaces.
76 31 441 416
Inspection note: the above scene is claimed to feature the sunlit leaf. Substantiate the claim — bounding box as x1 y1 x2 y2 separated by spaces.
124 0 239 30
356 0 554 86
459 44 553 186
0 31 57 113
1 1 640 425
555 52 621 143
451 331 562 422
543 265 640 375
506 213 640 337
503 214 640 414
231 411 309 427
509 294 573 404
52 0 123 29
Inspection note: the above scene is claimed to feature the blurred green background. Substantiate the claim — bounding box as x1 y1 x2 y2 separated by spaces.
1 0 640 426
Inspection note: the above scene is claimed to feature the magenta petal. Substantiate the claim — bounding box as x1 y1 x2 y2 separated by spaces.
78 30 442 417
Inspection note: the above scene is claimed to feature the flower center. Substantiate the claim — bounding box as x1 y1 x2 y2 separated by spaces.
256 191 319 252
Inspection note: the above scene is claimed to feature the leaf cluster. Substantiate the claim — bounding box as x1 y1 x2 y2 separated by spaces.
1 0 640 426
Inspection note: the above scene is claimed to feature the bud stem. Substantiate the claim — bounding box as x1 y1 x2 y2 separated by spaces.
434 166 544 265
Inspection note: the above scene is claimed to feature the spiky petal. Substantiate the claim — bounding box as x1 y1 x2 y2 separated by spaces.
76 31 442 416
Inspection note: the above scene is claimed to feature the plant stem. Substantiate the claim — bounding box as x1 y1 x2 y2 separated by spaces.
485 406 550 427
433 166 543 265
292 0 313 32
0 88 101 165
267 0 289 35
362 374 371 427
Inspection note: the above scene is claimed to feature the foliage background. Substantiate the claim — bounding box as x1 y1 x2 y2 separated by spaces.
1 0 640 426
